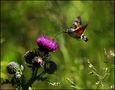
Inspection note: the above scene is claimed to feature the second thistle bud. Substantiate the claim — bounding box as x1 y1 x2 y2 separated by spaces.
7 62 19 74
44 61 57 74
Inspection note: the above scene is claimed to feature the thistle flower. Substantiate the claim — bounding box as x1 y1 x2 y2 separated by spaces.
7 62 19 74
44 61 57 74
36 35 59 52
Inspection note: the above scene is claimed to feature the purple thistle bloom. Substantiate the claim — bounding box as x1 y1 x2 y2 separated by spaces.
36 35 59 52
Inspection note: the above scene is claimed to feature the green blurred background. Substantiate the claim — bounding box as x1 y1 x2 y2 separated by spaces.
1 1 114 89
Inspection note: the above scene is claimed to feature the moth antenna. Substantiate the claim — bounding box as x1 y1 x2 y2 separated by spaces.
53 31 64 39
53 25 67 39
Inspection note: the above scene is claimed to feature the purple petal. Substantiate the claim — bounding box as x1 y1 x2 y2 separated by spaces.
36 35 59 52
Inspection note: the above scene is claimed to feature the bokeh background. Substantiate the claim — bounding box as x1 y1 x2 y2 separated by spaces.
1 1 114 89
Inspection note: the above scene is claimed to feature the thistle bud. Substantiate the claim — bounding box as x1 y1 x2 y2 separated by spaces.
33 57 43 67
7 62 19 74
24 50 36 64
44 61 57 74
15 72 21 79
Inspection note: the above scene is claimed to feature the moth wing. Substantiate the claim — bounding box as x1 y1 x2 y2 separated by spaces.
73 24 88 37
72 16 82 28
75 29 85 37
75 16 82 25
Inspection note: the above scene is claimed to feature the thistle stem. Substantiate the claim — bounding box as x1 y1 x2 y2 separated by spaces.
24 68 45 90
26 67 38 89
